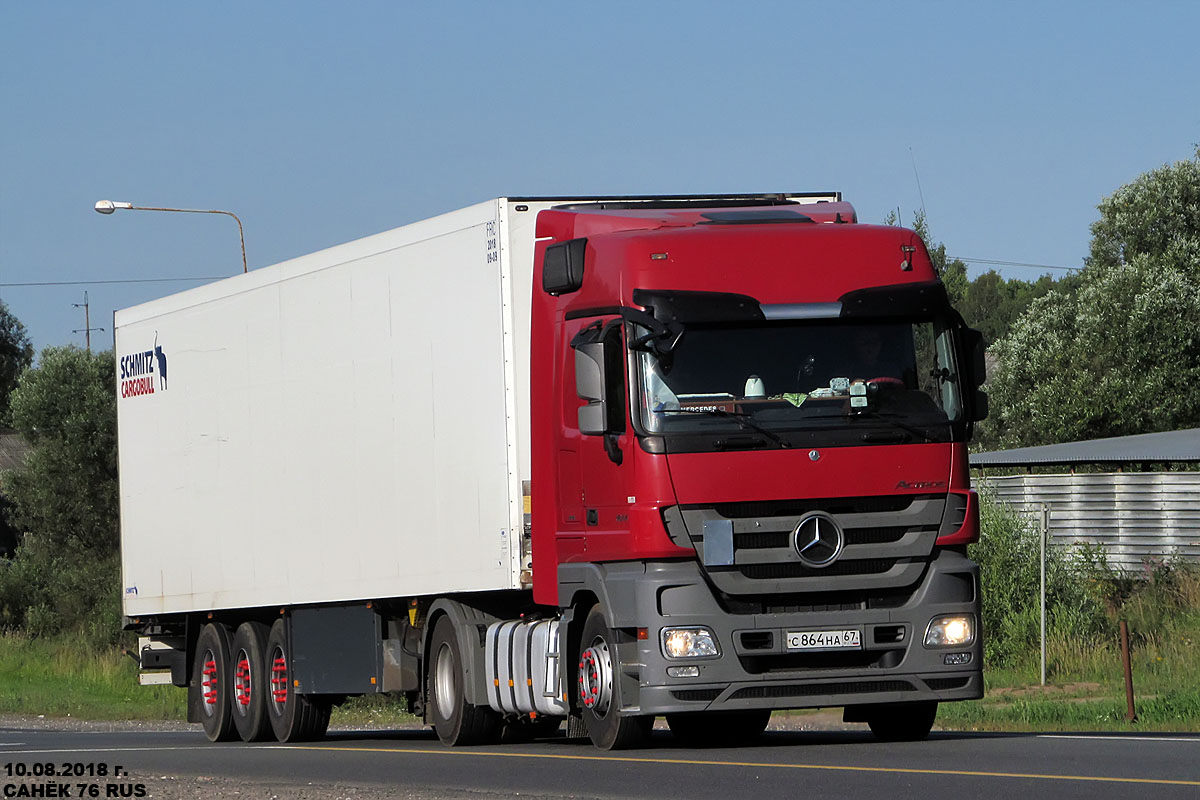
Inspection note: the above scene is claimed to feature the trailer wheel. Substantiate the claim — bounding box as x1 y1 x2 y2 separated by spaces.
577 606 652 750
264 619 331 742
665 710 771 746
428 615 500 745
865 701 938 742
231 622 273 742
194 623 237 742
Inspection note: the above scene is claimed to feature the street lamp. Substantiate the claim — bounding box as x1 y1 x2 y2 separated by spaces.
94 200 248 273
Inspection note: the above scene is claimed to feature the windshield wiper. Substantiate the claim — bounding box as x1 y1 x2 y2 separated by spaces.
661 408 792 449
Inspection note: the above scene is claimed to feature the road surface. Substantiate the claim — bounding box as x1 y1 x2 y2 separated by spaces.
2 721 1198 800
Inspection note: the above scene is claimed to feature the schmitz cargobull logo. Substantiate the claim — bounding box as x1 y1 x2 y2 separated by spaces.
120 332 168 399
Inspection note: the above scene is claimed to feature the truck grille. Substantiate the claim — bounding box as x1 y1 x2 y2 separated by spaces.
669 494 947 597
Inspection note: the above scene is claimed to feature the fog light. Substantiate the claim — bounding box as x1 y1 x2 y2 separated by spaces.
944 652 972 666
924 615 975 647
661 627 720 659
667 665 701 678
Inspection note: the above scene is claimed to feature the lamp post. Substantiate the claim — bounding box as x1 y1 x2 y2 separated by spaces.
94 200 248 273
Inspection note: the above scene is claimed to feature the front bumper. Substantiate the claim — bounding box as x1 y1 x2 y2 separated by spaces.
566 549 983 716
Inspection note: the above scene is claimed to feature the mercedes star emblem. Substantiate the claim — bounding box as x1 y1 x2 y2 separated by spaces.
792 512 844 568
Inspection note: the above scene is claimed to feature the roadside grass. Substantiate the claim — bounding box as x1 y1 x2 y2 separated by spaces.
331 694 420 728
938 496 1200 732
0 631 183 720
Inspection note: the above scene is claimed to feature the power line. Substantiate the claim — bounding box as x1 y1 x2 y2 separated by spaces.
948 256 1080 273
0 276 225 287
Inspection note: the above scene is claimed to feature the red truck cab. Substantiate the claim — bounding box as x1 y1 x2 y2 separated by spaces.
530 198 985 747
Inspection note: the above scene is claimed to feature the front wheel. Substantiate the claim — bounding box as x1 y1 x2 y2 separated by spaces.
577 606 652 750
428 615 501 746
865 701 938 742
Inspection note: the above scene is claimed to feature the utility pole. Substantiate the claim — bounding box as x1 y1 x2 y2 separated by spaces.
72 292 105 352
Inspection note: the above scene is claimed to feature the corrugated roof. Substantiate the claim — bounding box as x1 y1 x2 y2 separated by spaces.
971 427 1200 467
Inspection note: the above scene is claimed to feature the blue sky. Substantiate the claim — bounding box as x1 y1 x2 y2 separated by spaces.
2 2 1197 351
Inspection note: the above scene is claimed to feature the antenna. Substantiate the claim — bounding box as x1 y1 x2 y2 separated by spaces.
72 291 105 352
909 146 928 223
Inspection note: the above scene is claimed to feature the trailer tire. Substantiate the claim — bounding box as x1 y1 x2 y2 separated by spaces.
265 619 330 742
195 623 237 742
666 710 771 746
231 622 273 742
428 615 500 746
577 606 652 750
865 701 938 742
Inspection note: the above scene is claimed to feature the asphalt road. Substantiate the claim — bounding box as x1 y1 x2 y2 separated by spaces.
3 723 1200 800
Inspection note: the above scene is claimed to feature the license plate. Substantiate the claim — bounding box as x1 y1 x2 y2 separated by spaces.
786 629 862 651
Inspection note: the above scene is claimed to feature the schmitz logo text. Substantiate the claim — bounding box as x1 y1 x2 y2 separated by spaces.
120 334 168 399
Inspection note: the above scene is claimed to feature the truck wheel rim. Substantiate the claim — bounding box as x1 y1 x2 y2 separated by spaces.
201 648 219 717
434 642 457 718
578 639 613 715
234 648 253 715
270 645 289 714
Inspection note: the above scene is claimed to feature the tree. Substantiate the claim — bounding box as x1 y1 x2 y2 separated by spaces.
0 299 34 425
983 149 1200 448
0 346 120 640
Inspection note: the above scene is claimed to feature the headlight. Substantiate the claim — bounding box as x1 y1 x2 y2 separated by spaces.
924 615 975 647
661 627 720 659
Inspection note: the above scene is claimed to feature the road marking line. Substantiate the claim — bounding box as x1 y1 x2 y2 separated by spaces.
1039 734 1200 743
0 746 235 755
277 744 1200 787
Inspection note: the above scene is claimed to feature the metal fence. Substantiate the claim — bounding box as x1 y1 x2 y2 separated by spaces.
975 472 1200 571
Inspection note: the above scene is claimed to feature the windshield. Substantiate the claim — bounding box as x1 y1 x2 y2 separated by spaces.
634 318 965 445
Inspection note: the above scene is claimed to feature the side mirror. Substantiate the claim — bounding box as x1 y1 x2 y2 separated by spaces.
972 389 989 422
575 341 608 435
543 238 588 295
966 328 987 388
963 328 988 422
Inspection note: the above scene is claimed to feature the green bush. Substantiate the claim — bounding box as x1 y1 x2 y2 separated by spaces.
970 495 1109 668
0 346 121 647
0 533 121 647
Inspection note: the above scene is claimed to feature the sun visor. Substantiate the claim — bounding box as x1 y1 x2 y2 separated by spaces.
631 289 765 324
837 280 950 320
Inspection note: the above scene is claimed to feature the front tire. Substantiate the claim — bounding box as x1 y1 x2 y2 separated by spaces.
265 618 331 742
865 701 938 742
577 606 652 750
428 615 501 745
231 622 273 742
194 623 236 742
